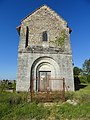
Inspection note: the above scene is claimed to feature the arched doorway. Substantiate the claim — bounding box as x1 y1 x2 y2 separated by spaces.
36 62 53 91
30 56 60 92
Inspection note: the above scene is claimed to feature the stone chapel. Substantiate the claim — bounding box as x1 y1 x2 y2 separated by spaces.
16 5 74 91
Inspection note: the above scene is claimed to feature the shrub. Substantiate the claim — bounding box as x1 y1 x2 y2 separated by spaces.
79 75 87 84
87 74 90 83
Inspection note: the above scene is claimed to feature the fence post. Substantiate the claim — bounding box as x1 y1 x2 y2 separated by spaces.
63 78 65 101
30 78 34 102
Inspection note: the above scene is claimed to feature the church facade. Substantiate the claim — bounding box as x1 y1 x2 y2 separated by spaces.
16 5 74 91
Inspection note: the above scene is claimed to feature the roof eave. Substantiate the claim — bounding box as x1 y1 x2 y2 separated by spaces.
16 25 21 35
21 4 46 22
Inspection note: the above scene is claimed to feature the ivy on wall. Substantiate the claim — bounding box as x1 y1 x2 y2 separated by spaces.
50 29 68 47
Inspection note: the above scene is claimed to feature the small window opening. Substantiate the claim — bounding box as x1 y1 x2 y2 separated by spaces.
42 31 48 41
25 26 29 48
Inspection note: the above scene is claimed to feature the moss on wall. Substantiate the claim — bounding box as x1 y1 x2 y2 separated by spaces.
50 29 67 47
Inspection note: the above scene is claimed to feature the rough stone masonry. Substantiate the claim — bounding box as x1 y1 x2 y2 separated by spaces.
16 5 74 91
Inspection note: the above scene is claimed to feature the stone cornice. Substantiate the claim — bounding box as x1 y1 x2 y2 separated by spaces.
18 45 72 55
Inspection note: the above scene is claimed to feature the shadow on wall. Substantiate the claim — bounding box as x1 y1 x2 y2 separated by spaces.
74 77 87 90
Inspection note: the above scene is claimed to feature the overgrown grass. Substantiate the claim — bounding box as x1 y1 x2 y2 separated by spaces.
0 84 90 120
74 84 90 103
0 103 49 120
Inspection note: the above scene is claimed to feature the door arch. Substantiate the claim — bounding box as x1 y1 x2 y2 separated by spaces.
30 56 60 91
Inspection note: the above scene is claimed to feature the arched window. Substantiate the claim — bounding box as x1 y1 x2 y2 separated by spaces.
42 31 48 41
25 26 29 48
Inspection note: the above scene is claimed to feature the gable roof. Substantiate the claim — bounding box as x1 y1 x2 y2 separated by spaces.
21 4 67 23
17 5 72 34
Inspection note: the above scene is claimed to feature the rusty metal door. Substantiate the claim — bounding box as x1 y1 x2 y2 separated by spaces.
39 71 51 91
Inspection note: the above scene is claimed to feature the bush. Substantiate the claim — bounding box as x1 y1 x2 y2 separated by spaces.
87 74 90 83
79 75 90 84
79 75 87 84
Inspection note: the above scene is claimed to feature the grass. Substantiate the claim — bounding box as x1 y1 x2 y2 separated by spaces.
0 84 90 120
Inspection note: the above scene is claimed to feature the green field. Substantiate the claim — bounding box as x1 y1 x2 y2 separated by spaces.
0 84 90 120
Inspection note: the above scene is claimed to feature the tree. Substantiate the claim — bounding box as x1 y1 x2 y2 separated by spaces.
73 67 82 76
82 58 90 75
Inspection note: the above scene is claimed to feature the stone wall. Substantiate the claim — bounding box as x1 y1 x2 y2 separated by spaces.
18 5 71 54
16 52 74 91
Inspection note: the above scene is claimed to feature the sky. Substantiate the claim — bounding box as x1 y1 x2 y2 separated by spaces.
0 0 90 80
